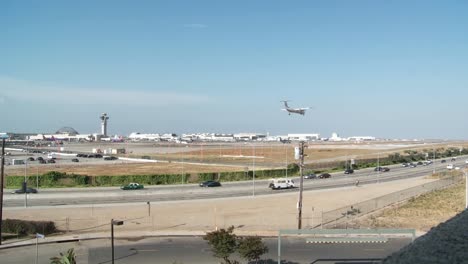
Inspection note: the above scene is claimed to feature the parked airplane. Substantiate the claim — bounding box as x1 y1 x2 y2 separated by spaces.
281 100 310 116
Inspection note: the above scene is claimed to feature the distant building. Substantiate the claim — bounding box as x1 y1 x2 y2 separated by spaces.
329 132 342 141
287 133 320 141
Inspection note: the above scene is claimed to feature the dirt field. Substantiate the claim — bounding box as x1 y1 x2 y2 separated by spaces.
6 140 468 177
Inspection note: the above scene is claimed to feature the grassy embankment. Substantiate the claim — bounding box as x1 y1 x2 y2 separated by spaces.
352 174 466 232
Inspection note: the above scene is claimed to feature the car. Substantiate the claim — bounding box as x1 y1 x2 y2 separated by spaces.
447 164 454 170
417 161 423 165
120 182 144 190
381 167 390 172
13 187 38 194
94 154 103 158
451 157 457 162
318 173 331 179
401 163 410 167
38 159 46 164
47 159 55 163
344 169 354 174
199 180 221 187
304 173 317 179
465 160 468 164
104 156 118 160
27 157 35 161
374 167 389 172
441 159 447 163
141 156 151 160
71 158 79 162
37 157 44 161
76 154 84 157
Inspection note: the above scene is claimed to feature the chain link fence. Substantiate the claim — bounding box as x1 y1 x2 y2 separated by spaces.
320 175 463 228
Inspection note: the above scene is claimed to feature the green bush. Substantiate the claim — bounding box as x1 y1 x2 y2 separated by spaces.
1 219 57 236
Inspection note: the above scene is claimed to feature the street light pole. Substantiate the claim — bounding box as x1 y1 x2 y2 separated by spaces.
252 143 255 197
24 161 28 208
0 136 6 245
465 168 468 209
111 219 124 264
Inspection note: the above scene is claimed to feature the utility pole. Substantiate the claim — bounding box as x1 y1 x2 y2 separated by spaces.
0 134 8 245
297 141 306 229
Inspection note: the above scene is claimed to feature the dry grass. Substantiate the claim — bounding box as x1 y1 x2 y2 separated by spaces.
351 178 465 232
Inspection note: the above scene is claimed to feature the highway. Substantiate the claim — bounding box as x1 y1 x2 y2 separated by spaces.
4 157 467 208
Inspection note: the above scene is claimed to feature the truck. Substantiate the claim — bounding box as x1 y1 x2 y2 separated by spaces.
11 159 25 165
268 178 295 190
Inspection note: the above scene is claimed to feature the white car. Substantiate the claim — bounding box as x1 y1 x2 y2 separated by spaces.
447 164 454 170
465 159 468 164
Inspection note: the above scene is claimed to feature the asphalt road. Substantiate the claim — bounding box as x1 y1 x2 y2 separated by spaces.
4 157 467 208
0 236 412 264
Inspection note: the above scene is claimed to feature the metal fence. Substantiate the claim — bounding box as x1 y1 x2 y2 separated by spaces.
321 175 463 228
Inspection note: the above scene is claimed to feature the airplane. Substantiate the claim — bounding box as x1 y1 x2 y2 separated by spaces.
281 100 310 116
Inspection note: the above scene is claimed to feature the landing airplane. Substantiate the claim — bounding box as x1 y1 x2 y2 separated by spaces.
281 100 310 116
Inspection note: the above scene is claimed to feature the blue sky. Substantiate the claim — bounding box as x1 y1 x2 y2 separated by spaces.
1 1 468 139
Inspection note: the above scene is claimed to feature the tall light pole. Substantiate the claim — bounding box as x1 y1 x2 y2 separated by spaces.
252 143 256 197
24 160 28 208
464 168 468 209
377 152 380 183
111 219 124 264
433 146 436 174
0 133 9 245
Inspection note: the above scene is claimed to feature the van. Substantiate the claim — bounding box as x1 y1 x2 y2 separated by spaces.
268 178 295 190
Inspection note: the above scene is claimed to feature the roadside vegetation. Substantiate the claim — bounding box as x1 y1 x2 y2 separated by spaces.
1 219 57 241
350 176 465 232
203 226 269 264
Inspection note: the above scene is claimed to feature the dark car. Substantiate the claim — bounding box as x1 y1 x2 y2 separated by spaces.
37 157 44 161
199 181 221 187
104 156 118 160
71 158 79 162
38 159 46 164
441 160 447 163
304 173 317 179
13 187 38 194
47 159 55 163
94 154 103 158
374 167 390 172
27 157 35 161
318 173 331 179
344 169 354 174
451 158 457 162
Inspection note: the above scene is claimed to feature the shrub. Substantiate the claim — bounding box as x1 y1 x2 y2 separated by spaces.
1 219 57 236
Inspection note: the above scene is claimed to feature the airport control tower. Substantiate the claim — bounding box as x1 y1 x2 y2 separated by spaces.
100 113 109 137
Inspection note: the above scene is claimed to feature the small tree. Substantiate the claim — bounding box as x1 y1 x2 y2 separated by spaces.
203 226 238 264
50 248 76 264
237 236 269 264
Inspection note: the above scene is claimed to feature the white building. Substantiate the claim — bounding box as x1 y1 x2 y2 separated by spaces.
287 133 320 141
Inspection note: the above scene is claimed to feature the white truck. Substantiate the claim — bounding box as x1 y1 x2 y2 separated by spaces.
11 159 25 165
268 178 295 190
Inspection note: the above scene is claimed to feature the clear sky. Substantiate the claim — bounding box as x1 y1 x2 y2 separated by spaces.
1 1 467 139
